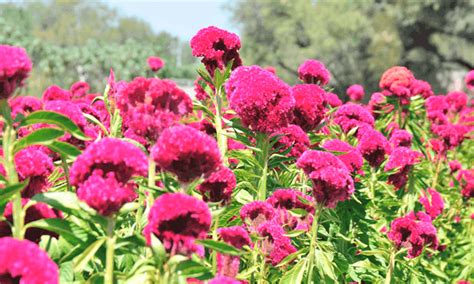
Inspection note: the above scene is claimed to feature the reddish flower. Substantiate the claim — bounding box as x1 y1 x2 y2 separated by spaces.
322 139 363 174
226 66 295 133
0 45 32 99
272 125 310 159
326 92 342 107
240 201 275 231
14 147 54 198
143 193 211 256
389 129 413 148
379 66 415 98
368 92 391 117
419 188 444 219
267 189 314 214
217 226 251 278
42 85 72 101
333 104 374 134
357 128 391 168
446 91 468 112
197 166 236 204
449 160 462 173
384 147 422 189
194 77 210 101
297 150 354 208
0 237 59 284
410 79 433 98
297 59 330 85
346 84 364 102
291 84 326 131
70 81 90 99
257 221 297 265
190 26 242 75
465 70 474 90
265 66 276 74
188 118 216 136
431 123 467 149
9 96 43 119
458 169 474 198
147 56 165 72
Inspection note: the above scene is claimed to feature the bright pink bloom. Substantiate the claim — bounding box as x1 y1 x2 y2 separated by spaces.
217 226 251 278
14 147 54 198
208 276 242 284
240 201 275 231
323 139 363 174
267 189 314 214
151 125 221 182
410 79 433 98
0 45 32 99
42 85 72 101
147 56 165 72
446 91 468 112
379 66 415 98
419 188 444 219
333 104 374 134
226 66 295 133
389 129 412 148
272 125 310 158
297 59 330 85
384 147 422 189
449 160 462 173
194 77 210 101
257 221 296 265
431 123 467 149
346 84 364 102
458 169 474 198
292 84 326 131
326 92 342 107
0 237 59 284
357 128 391 168
197 166 236 204
144 193 211 256
70 81 90 99
9 96 43 119
465 70 474 90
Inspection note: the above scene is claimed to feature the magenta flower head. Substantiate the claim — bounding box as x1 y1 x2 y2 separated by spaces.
389 129 413 148
346 84 364 102
387 211 438 258
322 139 363 174
240 201 276 231
147 56 165 72
384 147 422 189
326 92 342 107
267 189 314 214
70 81 90 99
291 84 326 131
272 124 310 159
465 70 474 90
257 221 297 266
42 85 72 101
217 226 251 278
0 237 58 284
333 104 374 134
70 138 147 215
297 150 354 208
446 91 468 112
449 160 462 173
410 79 433 98
226 66 295 133
197 166 236 204
431 123 468 149
9 96 43 119
357 128 391 168
458 169 474 199
190 26 242 75
151 125 221 183
208 276 242 284
419 188 444 219
379 66 415 98
297 59 330 85
144 193 211 256
14 147 54 198
0 45 32 99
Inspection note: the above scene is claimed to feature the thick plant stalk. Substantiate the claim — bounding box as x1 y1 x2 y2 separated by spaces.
257 134 270 201
105 217 116 284
306 203 323 283
385 248 397 284
211 213 220 274
214 87 227 164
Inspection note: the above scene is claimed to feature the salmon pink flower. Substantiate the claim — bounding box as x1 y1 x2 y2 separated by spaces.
379 66 415 98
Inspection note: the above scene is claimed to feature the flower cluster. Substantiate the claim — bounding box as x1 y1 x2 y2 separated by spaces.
384 147 422 189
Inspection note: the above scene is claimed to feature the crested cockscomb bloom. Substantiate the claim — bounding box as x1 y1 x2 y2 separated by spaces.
357 128 391 168
326 93 341 108
419 188 444 219
42 85 72 101
14 147 54 198
297 150 354 208
410 79 433 98
368 92 390 117
333 104 374 134
267 189 314 214
0 237 59 284
322 139 363 174
143 193 211 256
147 56 165 72
194 77 210 101
272 125 310 158
225 66 295 133
446 91 468 112
257 221 297 265
240 201 276 231
465 70 474 90
188 118 216 136
458 169 474 198
70 81 90 99
291 84 326 131
387 211 438 258
389 129 413 148
197 166 236 204
0 45 32 99
431 123 467 149
190 26 242 75
217 226 251 278
384 147 422 189
0 199 62 243
297 59 330 85
70 138 147 215
379 66 415 97
346 84 364 102
151 125 221 182
9 96 43 119
425 96 449 125
449 160 462 173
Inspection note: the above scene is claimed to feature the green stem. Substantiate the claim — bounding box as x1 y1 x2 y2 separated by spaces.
61 156 72 192
369 166 377 200
431 157 442 189
214 87 227 165
105 217 116 284
257 135 270 201
211 213 220 274
384 248 397 284
306 203 324 284
258 255 266 284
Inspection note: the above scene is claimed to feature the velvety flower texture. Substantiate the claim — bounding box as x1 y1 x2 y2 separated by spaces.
458 169 474 198
387 211 438 258
70 138 148 215
151 125 221 182
384 147 422 189
410 79 433 98
431 123 468 149
346 84 364 102
465 70 474 90
143 193 211 256
42 85 72 101
322 139 363 174
257 221 297 265
297 150 354 208
197 166 236 204
226 66 295 133
267 189 315 231
0 237 59 284
419 188 444 219
446 91 468 112
147 56 165 72
389 129 413 148
190 26 242 75
291 84 326 131
194 77 210 101
297 59 330 85
70 81 90 99
9 96 43 119
326 92 342 107
240 201 276 231
217 226 251 278
0 45 32 99
379 66 415 98
14 147 54 198
449 160 462 173
357 128 391 168
333 104 375 134
272 124 310 159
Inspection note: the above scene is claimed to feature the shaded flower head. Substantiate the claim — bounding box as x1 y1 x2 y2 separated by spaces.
322 139 363 174
346 84 364 102
446 91 468 112
379 66 415 98
147 56 165 72
431 123 468 149
384 147 422 189
357 128 391 168
458 169 474 199
70 81 90 99
419 188 444 219
257 221 297 265
326 92 342 107
465 70 474 90
297 59 330 85
14 147 54 198
410 79 433 98
389 129 413 148
240 201 275 231
208 276 242 284
272 124 310 159
449 160 462 173
0 45 32 99
216 226 250 278
267 188 314 213
42 85 72 101
197 166 236 204
291 84 326 131
9 96 43 119
333 104 374 134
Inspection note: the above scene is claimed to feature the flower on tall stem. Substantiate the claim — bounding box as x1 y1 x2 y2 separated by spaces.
197 166 236 204
346 84 364 102
297 59 330 85
257 221 296 266
217 226 251 277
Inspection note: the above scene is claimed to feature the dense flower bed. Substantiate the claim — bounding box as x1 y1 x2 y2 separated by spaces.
0 26 473 284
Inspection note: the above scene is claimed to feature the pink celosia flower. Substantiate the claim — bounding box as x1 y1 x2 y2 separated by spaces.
194 77 210 101
42 85 72 101
384 147 422 189
14 147 54 198
419 188 444 219
240 201 276 231
449 160 462 173
323 139 363 174
458 169 474 198
151 125 221 182
272 124 310 159
188 118 216 136
297 59 330 85
70 81 90 99
9 96 43 119
431 123 467 149
147 56 165 72
197 166 236 204
267 189 315 231
226 66 295 133
190 26 242 75
458 280 471 284
346 84 364 102
326 92 342 107
257 221 297 265
357 128 391 168
379 66 415 98
387 211 438 258
446 91 468 112
143 193 211 256
465 70 474 90
0 237 58 284
291 84 326 131
410 79 433 98
297 150 354 208
389 129 413 148
208 276 242 284
333 104 374 134
0 45 32 99
217 226 251 278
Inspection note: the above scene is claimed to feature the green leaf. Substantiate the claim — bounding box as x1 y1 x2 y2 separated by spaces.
73 238 106 272
32 192 82 215
0 181 28 207
176 260 213 280
59 261 75 283
25 218 82 244
280 259 306 284
45 141 81 158
151 234 167 266
20 111 89 140
13 128 65 153
195 239 242 256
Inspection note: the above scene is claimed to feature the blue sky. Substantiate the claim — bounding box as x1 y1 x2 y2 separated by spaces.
105 0 238 40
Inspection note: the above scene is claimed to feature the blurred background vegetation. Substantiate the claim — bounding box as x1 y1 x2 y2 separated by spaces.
1 0 473 98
